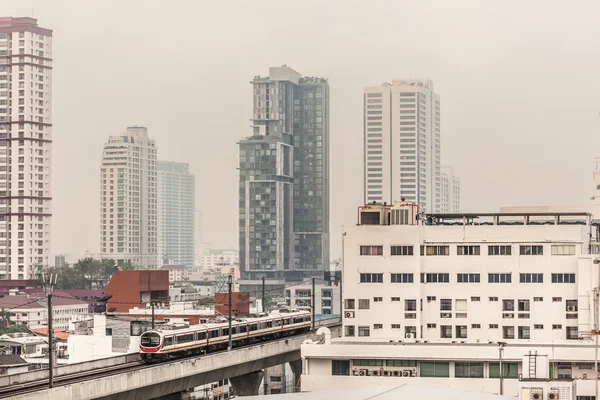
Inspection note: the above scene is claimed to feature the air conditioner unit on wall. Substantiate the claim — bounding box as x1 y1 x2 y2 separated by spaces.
547 392 559 400
358 369 368 376
405 333 414 339
345 311 355 318
567 306 576 312
372 370 380 376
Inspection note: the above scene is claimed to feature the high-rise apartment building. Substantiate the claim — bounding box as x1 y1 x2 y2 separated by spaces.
238 66 329 291
100 127 157 269
157 161 195 269
440 166 460 213
363 79 441 213
0 18 53 279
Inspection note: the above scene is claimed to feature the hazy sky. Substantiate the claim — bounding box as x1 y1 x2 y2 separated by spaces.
4 0 600 260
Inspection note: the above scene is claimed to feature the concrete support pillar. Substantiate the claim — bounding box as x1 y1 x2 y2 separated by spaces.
290 359 302 392
230 370 264 396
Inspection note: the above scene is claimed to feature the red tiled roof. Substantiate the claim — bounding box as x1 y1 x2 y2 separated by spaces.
31 328 69 341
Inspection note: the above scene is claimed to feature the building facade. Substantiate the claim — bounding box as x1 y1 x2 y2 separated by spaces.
363 79 441 213
100 127 157 268
440 166 460 213
0 18 53 280
157 161 195 269
300 202 600 398
284 283 340 316
238 66 329 291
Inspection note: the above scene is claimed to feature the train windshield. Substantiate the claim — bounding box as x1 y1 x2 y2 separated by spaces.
140 332 161 347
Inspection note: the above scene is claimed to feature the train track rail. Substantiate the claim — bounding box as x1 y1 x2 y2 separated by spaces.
0 318 341 399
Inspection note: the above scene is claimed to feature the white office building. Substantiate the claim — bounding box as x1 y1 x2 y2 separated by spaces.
440 166 460 213
100 126 158 269
364 79 441 213
301 202 600 398
0 18 53 279
284 283 340 316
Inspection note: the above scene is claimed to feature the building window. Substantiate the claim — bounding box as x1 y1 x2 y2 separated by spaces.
332 360 350 376
360 273 383 283
391 324 401 329
534 297 543 302
488 245 512 256
386 360 417 367
425 245 449 256
471 297 480 302
270 376 282 382
405 299 417 311
455 362 484 378
391 297 400 302
440 325 452 338
502 300 514 311
360 245 383 256
455 325 467 339
391 245 413 256
440 299 452 311
420 362 450 378
457 273 480 283
489 297 499 302
489 363 519 379
520 273 543 283
551 245 575 255
344 299 355 309
520 245 543 255
551 273 576 283
374 324 383 329
358 299 370 309
566 327 578 340
471 324 481 329
353 359 384 367
518 299 530 312
502 326 515 339
421 273 449 283
488 273 511 283
457 245 480 255
358 326 370 337
489 324 499 329
391 273 414 283
534 324 544 329
518 326 530 339
345 326 355 337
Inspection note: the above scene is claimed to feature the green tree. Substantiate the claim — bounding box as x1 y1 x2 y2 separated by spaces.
119 260 135 271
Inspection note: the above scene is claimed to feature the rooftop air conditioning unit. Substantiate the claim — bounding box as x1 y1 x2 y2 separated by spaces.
358 369 367 376
383 370 390 376
392 370 400 377
352 369 360 376
372 370 380 376
345 311 355 318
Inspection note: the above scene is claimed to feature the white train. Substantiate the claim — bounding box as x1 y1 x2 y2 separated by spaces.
139 309 312 363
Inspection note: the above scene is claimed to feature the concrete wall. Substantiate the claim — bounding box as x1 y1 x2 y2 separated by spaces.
0 353 141 387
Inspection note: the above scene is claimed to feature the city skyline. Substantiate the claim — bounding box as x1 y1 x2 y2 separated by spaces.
5 1 600 262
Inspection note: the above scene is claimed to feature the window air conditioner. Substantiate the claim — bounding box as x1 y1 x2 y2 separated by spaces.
345 311 355 318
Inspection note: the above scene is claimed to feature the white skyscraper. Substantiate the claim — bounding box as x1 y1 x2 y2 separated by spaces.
0 18 53 279
440 166 460 213
100 127 157 269
363 79 441 213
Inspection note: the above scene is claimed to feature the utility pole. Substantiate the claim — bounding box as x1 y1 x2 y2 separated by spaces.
594 285 599 400
498 342 506 395
43 272 56 389
151 301 155 330
261 276 265 313
227 274 232 351
311 277 315 331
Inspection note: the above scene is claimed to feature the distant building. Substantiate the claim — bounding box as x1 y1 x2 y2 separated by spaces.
160 264 189 282
238 66 330 293
440 166 460 213
363 79 441 213
0 354 29 376
0 17 53 280
157 161 195 270
55 255 67 269
105 270 169 313
214 292 250 317
0 293 88 330
200 249 238 270
100 127 158 269
284 284 340 316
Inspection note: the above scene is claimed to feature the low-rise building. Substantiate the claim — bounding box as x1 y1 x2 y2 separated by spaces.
105 270 169 313
161 264 189 282
0 354 29 375
300 202 600 398
0 294 89 331
285 284 340 316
